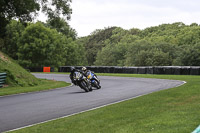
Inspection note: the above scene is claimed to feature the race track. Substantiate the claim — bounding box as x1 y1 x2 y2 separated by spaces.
0 74 184 132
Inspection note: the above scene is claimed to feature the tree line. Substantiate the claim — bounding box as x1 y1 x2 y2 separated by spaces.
1 20 86 68
79 22 200 66
0 0 86 68
1 21 200 68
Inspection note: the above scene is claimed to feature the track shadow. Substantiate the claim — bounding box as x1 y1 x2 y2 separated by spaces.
66 87 102 95
67 91 88 94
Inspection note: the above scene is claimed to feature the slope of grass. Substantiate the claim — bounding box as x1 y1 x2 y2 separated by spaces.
9 74 200 133
0 51 40 87
0 52 70 96
0 79 70 96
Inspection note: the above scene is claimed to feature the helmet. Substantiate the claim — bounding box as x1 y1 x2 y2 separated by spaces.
82 67 87 71
70 67 75 71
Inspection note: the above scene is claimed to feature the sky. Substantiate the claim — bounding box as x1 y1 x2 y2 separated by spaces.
38 0 200 37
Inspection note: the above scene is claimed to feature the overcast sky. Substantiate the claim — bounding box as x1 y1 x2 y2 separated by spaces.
39 0 200 37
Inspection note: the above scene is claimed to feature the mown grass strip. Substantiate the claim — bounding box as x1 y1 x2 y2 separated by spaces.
0 79 70 96
9 74 200 133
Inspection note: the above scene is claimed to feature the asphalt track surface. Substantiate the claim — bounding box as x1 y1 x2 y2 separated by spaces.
0 74 185 132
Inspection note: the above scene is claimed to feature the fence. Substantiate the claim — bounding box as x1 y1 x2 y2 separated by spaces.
0 73 7 88
26 67 54 72
58 66 200 75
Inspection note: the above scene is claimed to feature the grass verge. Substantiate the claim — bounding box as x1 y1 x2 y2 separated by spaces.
0 79 70 96
9 74 200 133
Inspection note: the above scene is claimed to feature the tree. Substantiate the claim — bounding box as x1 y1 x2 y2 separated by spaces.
62 37 88 66
2 20 25 59
46 17 77 40
95 44 116 66
125 40 153 66
0 0 72 38
190 23 198 27
94 28 131 66
80 22 200 66
0 0 39 37
155 42 179 62
41 0 72 20
124 41 174 66
180 43 200 66
177 26 200 45
133 49 171 66
17 22 66 68
84 27 118 65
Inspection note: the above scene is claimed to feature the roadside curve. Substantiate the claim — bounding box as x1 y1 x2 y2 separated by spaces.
0 74 185 132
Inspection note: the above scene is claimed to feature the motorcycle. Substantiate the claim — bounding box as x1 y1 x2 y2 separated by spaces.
73 71 92 92
86 71 101 89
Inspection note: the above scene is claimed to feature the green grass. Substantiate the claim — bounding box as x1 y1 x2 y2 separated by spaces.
0 52 70 96
9 74 200 133
0 52 41 87
0 79 70 96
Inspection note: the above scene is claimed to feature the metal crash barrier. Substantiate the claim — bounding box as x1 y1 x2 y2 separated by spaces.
58 66 200 75
0 73 7 88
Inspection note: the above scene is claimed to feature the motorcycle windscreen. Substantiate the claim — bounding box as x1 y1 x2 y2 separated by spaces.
73 72 83 80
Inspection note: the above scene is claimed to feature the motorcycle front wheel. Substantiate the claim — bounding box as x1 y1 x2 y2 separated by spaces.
93 80 101 89
80 81 90 92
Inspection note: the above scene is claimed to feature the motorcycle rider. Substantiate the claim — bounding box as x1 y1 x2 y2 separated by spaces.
81 67 88 76
69 67 81 85
70 66 92 86
82 67 100 82
70 66 93 91
82 67 93 77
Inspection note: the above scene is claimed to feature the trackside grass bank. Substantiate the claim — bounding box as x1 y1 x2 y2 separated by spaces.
9 74 200 133
0 52 70 96
0 80 70 96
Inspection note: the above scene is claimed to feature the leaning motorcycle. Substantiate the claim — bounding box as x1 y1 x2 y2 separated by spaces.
73 71 92 92
86 71 101 89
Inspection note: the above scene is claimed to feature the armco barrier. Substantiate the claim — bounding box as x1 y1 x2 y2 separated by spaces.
59 66 200 75
138 67 146 74
26 67 54 72
180 66 190 75
190 67 200 75
26 67 43 72
0 73 7 88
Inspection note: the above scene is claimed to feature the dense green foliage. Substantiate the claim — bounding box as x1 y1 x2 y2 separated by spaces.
83 27 118 65
0 0 72 38
17 22 67 67
1 20 84 68
46 17 77 40
3 20 25 60
1 21 200 68
0 0 83 68
78 22 200 66
0 0 39 38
